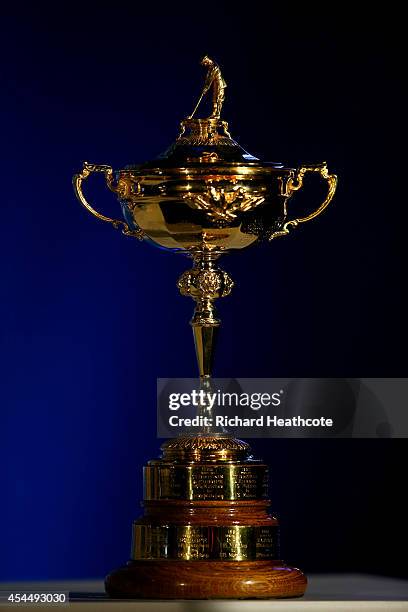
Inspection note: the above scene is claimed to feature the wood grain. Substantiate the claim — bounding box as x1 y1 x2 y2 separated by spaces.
140 499 278 526
105 560 307 599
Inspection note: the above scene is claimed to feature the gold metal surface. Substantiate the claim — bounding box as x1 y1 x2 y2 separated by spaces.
72 162 144 239
189 56 227 120
178 118 232 144
184 181 265 224
272 162 338 240
144 463 268 501
73 62 337 260
160 435 251 462
177 251 234 378
132 524 278 561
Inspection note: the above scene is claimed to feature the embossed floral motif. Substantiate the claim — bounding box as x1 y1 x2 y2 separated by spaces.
184 182 265 224
198 270 221 294
177 268 233 300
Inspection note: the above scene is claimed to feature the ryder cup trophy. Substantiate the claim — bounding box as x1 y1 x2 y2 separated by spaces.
73 57 337 599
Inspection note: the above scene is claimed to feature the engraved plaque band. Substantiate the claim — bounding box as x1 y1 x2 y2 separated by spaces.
132 524 279 561
144 463 268 501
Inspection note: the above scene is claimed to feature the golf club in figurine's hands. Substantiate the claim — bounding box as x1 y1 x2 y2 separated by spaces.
73 57 337 599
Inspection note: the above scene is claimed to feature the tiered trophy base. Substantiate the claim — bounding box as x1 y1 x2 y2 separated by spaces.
106 560 306 599
105 436 307 599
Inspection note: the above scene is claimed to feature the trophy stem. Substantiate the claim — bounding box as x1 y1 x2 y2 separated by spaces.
177 251 234 379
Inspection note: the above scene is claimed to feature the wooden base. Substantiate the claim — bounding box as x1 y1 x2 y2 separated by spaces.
105 560 307 599
106 438 307 599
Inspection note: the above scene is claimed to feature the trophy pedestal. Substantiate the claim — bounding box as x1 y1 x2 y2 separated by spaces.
105 436 307 599
106 560 305 599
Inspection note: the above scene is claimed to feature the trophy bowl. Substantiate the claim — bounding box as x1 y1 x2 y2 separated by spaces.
73 57 337 599
74 118 336 253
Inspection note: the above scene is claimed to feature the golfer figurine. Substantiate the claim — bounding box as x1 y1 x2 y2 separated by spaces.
189 56 227 119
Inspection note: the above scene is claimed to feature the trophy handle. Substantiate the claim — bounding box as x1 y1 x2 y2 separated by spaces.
271 162 337 239
72 162 144 239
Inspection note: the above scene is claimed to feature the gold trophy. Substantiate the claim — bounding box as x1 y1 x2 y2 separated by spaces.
73 57 337 599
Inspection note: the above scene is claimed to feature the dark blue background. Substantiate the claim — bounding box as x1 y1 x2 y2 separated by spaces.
1 2 406 580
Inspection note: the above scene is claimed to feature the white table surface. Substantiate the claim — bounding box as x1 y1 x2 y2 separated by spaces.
1 575 407 610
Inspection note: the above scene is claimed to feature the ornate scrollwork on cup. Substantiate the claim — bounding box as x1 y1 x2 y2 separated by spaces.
184 181 265 225
107 174 143 206
270 163 337 240
104 173 145 238
72 162 145 240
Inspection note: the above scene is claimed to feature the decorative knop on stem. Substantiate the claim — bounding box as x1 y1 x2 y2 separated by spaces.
177 252 233 379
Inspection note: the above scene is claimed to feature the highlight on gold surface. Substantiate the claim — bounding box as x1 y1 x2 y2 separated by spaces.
189 56 227 119
184 181 265 224
271 162 338 240
131 524 278 561
178 118 232 146
72 162 144 239
144 461 268 501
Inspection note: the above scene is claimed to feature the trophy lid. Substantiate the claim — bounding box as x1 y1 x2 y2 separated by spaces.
134 117 284 170
151 118 283 168
125 57 285 172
